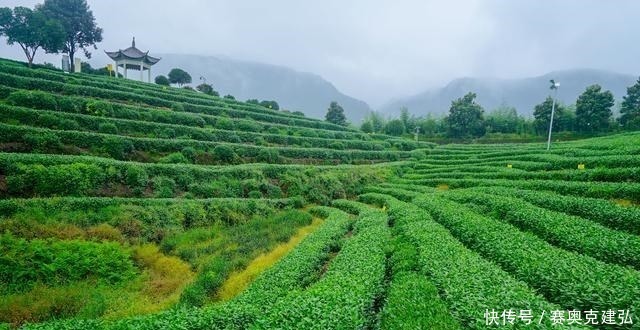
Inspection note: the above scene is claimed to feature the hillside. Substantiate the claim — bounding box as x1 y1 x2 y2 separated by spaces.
1 57 639 329
152 54 372 122
381 68 638 117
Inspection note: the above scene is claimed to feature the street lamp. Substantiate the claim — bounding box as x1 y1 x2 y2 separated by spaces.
546 79 560 150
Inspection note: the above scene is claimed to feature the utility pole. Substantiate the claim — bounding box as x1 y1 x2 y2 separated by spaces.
546 80 560 150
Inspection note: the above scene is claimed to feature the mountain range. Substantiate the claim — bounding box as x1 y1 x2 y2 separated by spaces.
150 54 638 122
380 69 638 117
152 54 372 122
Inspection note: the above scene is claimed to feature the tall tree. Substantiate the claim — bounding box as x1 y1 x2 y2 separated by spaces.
325 101 347 126
533 97 569 135
399 106 410 131
365 111 385 133
384 119 406 136
620 77 640 130
486 104 522 134
360 120 374 133
445 92 486 138
575 84 614 133
168 68 192 87
39 0 102 72
0 6 65 67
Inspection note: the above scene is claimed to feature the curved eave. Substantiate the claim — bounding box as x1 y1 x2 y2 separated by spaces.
105 50 161 66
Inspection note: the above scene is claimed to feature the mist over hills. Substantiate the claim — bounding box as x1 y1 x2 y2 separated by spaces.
152 54 372 122
380 69 638 118
151 54 637 122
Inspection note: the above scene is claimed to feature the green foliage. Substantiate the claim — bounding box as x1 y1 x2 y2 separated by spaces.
533 96 570 134
259 100 279 110
360 120 373 133
195 83 217 96
22 132 62 153
97 122 118 134
256 148 279 163
167 68 192 87
0 233 135 293
213 145 237 163
384 119 405 136
38 0 103 70
0 6 65 67
620 77 640 129
325 101 347 126
6 90 57 110
575 84 614 133
154 75 170 86
445 92 486 138
7 163 104 196
414 194 640 314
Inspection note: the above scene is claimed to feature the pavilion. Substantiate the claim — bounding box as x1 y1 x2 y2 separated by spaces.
105 37 160 82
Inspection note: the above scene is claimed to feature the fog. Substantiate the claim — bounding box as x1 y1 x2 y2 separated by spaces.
1 0 638 107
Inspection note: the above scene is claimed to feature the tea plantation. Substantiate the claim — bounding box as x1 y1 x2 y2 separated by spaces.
1 58 639 329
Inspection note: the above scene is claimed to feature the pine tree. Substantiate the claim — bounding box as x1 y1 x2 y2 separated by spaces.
325 101 347 126
620 77 640 130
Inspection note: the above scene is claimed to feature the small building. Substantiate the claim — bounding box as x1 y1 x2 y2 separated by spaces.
105 37 160 82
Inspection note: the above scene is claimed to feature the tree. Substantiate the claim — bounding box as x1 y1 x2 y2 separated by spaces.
445 92 486 138
155 75 170 86
620 77 640 130
325 101 347 126
575 84 614 133
360 120 374 133
39 0 102 72
196 83 216 95
533 97 568 135
486 104 522 134
384 119 406 136
246 99 260 105
168 68 192 87
260 100 280 110
400 106 410 130
0 6 65 67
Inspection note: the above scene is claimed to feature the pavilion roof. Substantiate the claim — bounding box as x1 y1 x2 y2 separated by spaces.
105 37 160 65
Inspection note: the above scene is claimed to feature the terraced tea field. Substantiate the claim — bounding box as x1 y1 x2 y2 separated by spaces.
1 58 639 329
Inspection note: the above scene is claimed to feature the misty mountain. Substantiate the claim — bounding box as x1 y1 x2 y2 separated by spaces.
381 69 638 117
152 54 371 122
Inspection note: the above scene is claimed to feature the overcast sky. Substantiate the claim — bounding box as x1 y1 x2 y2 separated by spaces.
1 0 639 106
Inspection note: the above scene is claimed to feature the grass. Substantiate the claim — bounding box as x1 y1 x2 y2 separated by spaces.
215 217 324 301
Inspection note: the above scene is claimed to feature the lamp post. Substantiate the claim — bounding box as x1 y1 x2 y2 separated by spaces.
546 80 560 150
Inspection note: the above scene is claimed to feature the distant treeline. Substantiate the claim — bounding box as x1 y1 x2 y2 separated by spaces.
362 80 640 140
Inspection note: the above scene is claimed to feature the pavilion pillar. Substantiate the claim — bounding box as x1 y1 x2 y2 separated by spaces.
148 66 151 83
114 62 118 78
140 62 144 81
124 63 128 78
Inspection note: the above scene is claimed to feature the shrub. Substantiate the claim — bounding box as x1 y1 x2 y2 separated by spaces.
98 123 119 134
216 118 234 130
86 223 124 242
152 177 176 198
248 190 262 199
181 147 197 162
124 166 149 194
102 136 134 160
6 90 57 110
84 100 113 117
23 132 62 153
257 149 279 163
213 145 238 163
159 152 190 164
